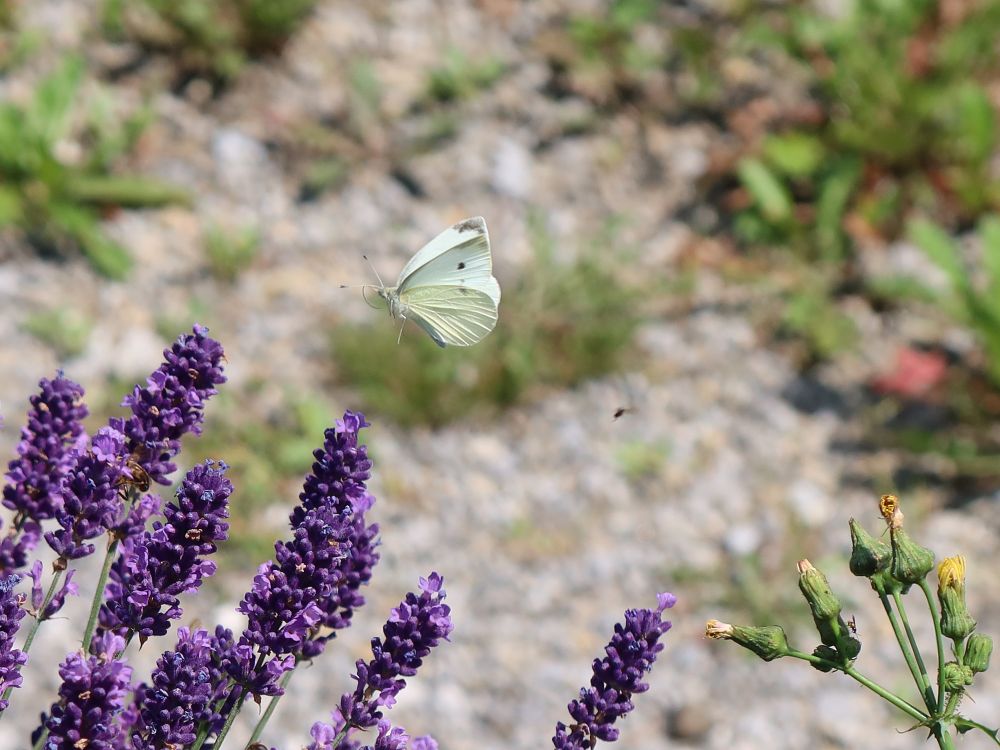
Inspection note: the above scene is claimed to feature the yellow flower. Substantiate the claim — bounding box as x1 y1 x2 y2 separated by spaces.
938 555 967 592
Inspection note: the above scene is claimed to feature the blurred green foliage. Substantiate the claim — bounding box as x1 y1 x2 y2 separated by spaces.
540 0 662 105
22 306 92 359
102 0 316 85
735 0 1000 257
330 216 645 427
907 216 1000 386
0 58 189 278
204 224 260 282
426 49 504 104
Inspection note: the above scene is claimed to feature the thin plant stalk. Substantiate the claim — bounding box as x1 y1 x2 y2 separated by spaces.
877 589 936 713
892 590 937 711
80 536 119 650
0 568 64 706
248 668 294 744
786 649 927 722
918 579 948 715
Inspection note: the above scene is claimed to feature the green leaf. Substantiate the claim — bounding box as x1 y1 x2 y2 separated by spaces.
738 158 793 224
48 202 132 279
0 185 23 227
64 175 191 208
815 159 860 262
953 83 996 163
907 218 967 291
762 133 826 177
979 215 1000 307
26 57 83 148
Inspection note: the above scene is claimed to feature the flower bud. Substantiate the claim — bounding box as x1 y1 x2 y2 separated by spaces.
705 620 789 662
938 556 976 641
869 568 909 596
849 518 891 577
964 634 992 674
811 645 837 672
941 661 974 693
798 560 841 621
889 527 934 585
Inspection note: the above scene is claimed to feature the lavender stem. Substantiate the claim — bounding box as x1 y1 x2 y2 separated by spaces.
0 568 63 707
248 668 294 745
80 536 118 650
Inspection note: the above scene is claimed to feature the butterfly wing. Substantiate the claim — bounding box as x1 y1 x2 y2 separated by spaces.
396 216 500 305
400 285 499 347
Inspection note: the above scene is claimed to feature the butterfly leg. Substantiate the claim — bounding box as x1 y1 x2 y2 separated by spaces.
397 316 406 345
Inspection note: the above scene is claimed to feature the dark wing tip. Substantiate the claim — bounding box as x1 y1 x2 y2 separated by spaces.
454 216 486 234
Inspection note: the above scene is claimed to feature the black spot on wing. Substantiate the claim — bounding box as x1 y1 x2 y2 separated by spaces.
455 218 484 233
457 262 466 269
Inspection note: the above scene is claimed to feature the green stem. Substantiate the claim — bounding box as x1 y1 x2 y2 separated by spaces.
877 590 934 713
249 669 294 745
191 684 236 750
918 580 948 716
212 690 247 750
0 567 64 707
892 589 937 712
944 691 961 718
81 535 119 650
786 650 927 721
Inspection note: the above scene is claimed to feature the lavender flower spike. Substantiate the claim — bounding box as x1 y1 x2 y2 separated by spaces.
1 375 88 572
3 374 88 522
130 627 215 749
116 324 226 485
293 410 380 658
45 426 130 562
101 461 232 639
39 631 133 750
0 574 27 711
315 573 453 744
553 592 676 750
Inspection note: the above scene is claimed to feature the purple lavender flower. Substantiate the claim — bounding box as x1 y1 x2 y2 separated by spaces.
319 574 453 739
292 412 380 656
3 374 88 522
130 627 215 749
41 631 133 750
44 426 130 561
27 562 78 620
0 574 27 712
101 461 232 639
1 375 88 572
237 505 352 658
0 522 39 575
552 592 676 750
115 325 226 485
293 411 373 523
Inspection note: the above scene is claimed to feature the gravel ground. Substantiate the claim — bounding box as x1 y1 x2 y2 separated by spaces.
0 1 998 749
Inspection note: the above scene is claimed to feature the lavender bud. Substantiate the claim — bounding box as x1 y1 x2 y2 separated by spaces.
130 627 215 749
102 461 232 639
553 592 675 749
0 574 27 711
45 427 130 561
313 574 454 746
3 374 88 524
116 325 226 485
41 632 133 750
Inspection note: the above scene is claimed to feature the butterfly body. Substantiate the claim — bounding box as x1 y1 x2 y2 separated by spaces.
373 216 500 347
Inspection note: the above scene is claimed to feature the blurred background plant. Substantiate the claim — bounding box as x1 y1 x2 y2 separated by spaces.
101 0 318 87
0 57 188 278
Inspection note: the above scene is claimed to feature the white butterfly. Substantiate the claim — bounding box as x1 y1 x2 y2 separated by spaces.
357 217 501 347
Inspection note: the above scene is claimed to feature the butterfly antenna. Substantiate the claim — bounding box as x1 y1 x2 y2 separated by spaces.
362 255 387 291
